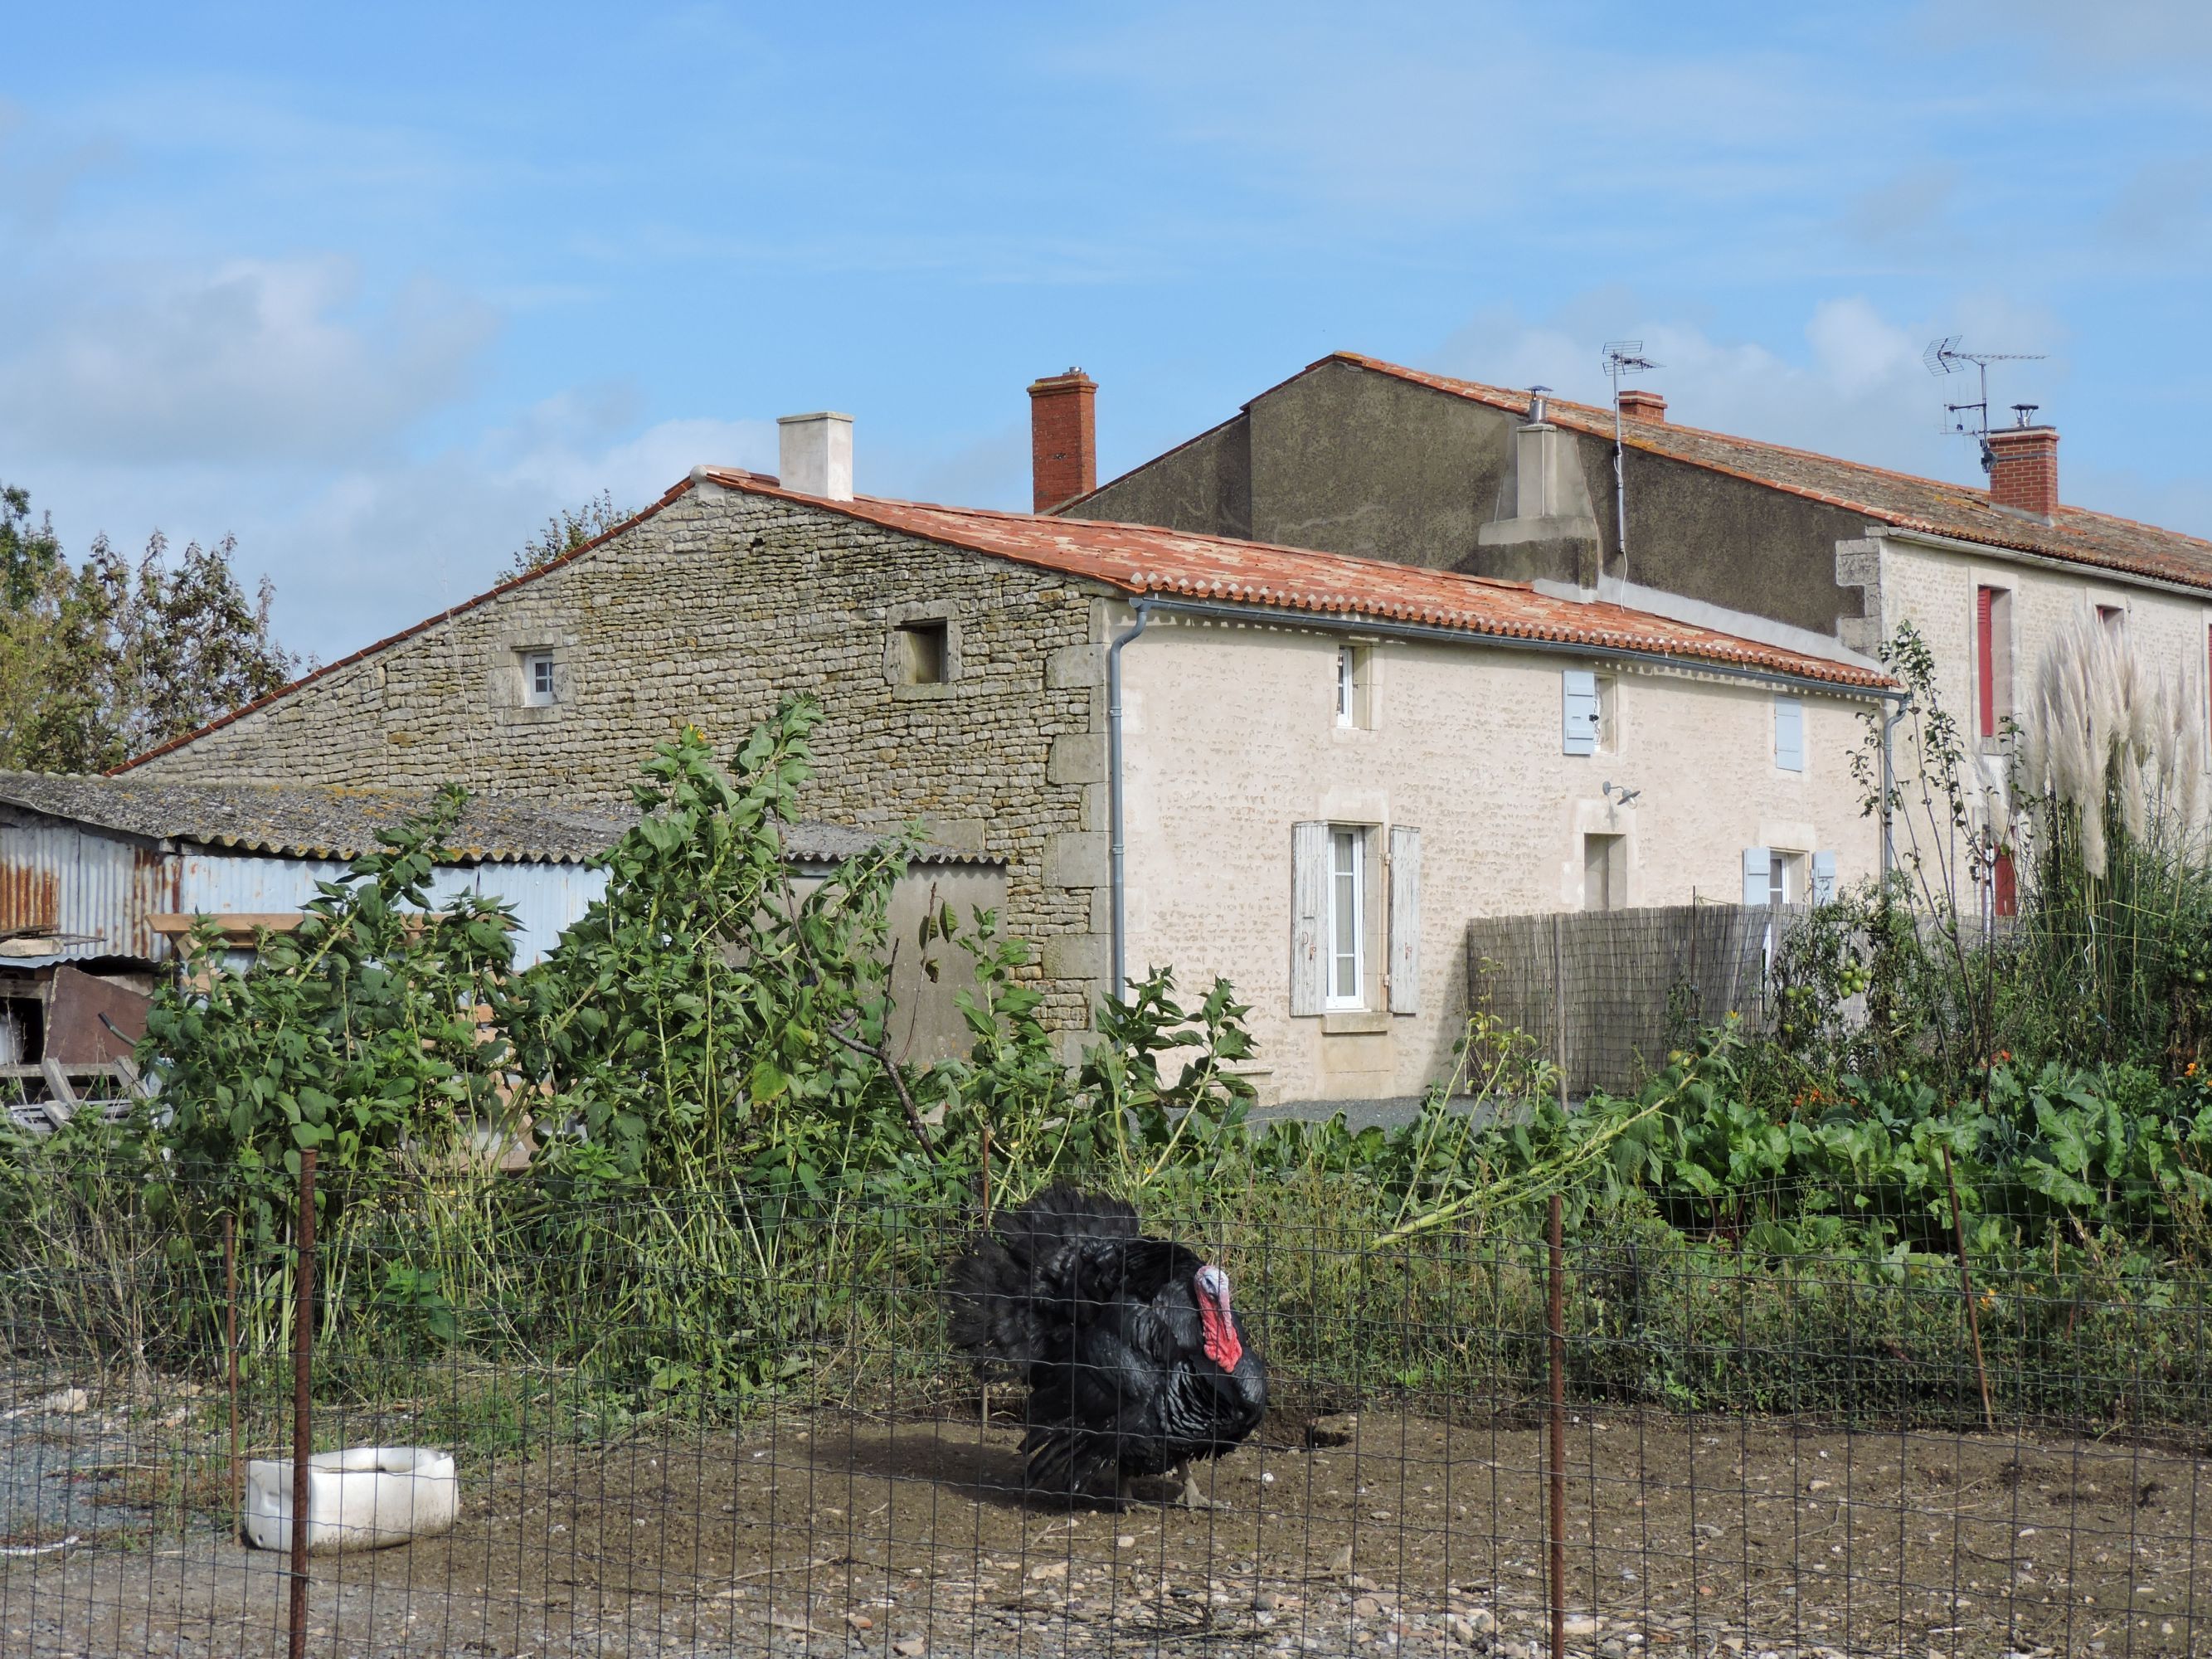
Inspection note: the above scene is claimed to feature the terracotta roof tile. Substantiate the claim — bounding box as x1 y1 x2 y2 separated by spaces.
701 471 1892 690
1333 354 2212 592
118 463 1895 776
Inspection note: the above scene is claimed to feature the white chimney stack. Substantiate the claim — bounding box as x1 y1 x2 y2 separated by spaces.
776 411 854 502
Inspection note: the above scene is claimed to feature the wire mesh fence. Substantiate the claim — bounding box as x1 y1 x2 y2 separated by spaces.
4 1162 2210 1658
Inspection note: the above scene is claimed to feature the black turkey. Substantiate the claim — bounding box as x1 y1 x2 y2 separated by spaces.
946 1185 1269 1508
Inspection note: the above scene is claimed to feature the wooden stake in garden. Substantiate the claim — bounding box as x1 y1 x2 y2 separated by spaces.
289 1147 316 1659
225 1211 240 1545
1941 1145 1997 1435
1547 1193 1567 1659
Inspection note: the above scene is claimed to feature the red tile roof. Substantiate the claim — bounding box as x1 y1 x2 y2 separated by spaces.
114 465 1894 775
1329 354 2212 592
698 470 1892 689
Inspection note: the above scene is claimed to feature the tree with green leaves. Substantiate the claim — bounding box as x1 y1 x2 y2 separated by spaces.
0 484 300 772
506 489 633 577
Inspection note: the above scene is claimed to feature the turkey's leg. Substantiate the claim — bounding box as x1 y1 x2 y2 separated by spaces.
1171 1461 1214 1509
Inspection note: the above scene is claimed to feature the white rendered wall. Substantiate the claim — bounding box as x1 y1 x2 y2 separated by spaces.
1117 614 1880 1107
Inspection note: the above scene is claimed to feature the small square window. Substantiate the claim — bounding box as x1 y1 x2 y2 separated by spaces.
2097 603 2127 644
522 650 556 707
895 620 950 686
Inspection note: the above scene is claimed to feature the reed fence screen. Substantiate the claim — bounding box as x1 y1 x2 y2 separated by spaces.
1464 904 1787 1098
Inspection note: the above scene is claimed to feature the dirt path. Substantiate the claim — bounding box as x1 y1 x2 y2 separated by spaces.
7 1399 2209 1657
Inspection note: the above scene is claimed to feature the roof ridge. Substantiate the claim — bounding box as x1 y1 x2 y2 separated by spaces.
699 472 1890 690
1334 353 2212 562
111 479 702 773
116 450 1898 775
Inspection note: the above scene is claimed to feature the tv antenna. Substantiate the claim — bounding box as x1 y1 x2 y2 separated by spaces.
1602 342 1660 578
1923 337 2045 472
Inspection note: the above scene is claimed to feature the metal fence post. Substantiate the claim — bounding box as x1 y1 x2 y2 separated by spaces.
289 1146 316 1659
225 1211 240 1545
1548 1192 1567 1659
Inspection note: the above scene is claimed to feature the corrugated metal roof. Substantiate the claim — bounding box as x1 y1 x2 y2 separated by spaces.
0 772 999 870
0 774 627 864
0 785 997 971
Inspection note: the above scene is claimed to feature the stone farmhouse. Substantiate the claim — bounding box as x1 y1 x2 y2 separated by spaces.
1062 354 2212 912
120 412 1890 1107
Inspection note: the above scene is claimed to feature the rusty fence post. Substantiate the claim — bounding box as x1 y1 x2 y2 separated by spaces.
1548 1193 1567 1659
289 1146 316 1659
979 1125 994 1428
225 1212 240 1545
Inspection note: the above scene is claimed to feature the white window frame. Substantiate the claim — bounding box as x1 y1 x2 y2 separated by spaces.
1326 826 1366 1010
1767 850 1805 907
522 650 557 708
1335 645 1357 727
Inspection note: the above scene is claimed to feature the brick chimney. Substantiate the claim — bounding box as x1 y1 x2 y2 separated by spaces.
1987 416 2059 520
1028 368 1097 513
1617 388 1667 422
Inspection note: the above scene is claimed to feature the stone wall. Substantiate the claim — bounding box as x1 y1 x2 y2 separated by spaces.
130 482 1114 1029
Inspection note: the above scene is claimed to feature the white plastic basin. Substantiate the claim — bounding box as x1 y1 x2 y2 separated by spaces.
242 1447 457 1553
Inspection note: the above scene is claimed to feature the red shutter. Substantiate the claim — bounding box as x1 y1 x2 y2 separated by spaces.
1976 587 1996 738
1993 849 2017 919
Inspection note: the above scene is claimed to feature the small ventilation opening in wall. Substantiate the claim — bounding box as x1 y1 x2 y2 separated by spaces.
896 620 949 685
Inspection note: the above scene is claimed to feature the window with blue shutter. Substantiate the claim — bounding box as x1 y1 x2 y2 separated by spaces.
1811 850 1837 903
1563 670 1600 755
1742 847 1770 907
1773 697 1804 772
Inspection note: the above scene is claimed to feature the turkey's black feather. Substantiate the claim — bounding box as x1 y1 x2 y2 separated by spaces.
946 1184 1269 1503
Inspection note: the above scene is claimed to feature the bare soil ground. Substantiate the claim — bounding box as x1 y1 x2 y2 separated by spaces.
7 1389 2210 1658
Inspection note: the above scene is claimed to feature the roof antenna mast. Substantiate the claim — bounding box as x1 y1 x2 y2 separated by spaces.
1602 342 1660 581
1923 337 2045 473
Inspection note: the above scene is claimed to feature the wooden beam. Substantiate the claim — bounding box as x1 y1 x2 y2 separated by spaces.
146 912 305 940
38 1057 80 1127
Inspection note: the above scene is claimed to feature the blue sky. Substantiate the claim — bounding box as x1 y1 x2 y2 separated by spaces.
4 1 2208 663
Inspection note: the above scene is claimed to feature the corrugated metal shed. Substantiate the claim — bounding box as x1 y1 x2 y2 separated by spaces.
0 774 999 972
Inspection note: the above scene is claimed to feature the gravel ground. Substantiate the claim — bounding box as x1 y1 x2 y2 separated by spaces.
7 1368 2210 1658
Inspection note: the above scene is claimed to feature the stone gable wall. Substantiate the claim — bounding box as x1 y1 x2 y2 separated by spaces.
130 484 1113 1028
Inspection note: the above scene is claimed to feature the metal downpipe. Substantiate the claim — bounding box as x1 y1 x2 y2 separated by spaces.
1106 600 1155 1000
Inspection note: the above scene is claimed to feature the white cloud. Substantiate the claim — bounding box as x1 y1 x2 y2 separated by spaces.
0 255 497 465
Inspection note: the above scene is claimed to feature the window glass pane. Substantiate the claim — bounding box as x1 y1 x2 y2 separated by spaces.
1330 830 1359 1002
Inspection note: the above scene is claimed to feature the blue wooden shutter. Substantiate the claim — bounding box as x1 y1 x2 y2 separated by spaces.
1388 825 1421 1014
1563 670 1600 755
1811 849 1837 903
1742 847 1770 906
1773 697 1804 772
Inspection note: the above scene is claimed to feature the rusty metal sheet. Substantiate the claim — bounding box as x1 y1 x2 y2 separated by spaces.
44 964 151 1064
0 859 59 935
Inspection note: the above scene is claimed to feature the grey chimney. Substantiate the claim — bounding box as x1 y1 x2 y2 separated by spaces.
776 411 854 502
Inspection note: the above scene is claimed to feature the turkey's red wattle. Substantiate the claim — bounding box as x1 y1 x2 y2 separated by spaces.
1196 1279 1242 1373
